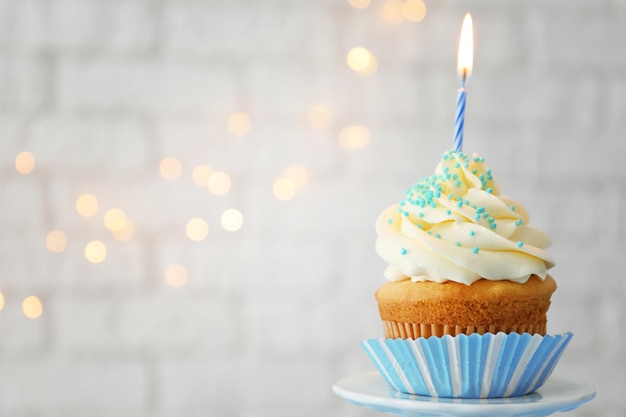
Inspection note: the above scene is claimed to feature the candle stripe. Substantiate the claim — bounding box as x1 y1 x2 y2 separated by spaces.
453 87 466 154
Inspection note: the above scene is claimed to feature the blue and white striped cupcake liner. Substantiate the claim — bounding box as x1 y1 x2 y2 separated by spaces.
361 332 573 398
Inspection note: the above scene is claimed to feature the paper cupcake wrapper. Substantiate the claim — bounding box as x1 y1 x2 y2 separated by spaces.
361 332 573 398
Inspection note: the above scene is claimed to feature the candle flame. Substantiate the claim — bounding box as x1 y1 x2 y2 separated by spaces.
457 13 473 83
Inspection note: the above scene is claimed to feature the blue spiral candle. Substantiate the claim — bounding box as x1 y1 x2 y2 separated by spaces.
454 13 473 154
453 83 466 153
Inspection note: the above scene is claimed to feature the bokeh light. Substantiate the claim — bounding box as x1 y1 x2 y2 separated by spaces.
207 171 231 195
76 193 98 218
112 221 135 241
104 208 127 232
85 240 107 263
382 0 404 22
165 264 188 288
221 209 244 232
192 164 213 188
186 218 209 241
402 0 426 22
227 112 251 136
0 292 4 311
22 296 43 319
348 0 371 9
15 151 35 175
159 157 182 180
339 125 371 150
346 47 378 76
273 178 296 201
46 230 67 253
307 105 332 129
284 165 309 189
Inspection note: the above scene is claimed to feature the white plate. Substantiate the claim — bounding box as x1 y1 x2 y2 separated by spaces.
333 372 595 417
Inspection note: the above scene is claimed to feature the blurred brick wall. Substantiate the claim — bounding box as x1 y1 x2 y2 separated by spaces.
0 0 624 416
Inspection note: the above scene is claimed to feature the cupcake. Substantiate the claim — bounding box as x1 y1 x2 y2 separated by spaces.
375 150 555 338
362 150 572 398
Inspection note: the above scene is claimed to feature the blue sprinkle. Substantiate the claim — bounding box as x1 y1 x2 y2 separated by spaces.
510 205 516 211
475 214 481 220
471 169 478 174
477 207 485 214
418 212 424 218
455 242 461 247
517 241 524 247
417 224 423 229
486 188 493 194
515 219 523 226
455 180 462 187
387 218 393 224
469 230 475 237
454 162 460 168
401 248 407 255
457 200 463 207
488 217 495 223
490 223 497 229
452 174 458 180
448 193 453 200
403 211 409 217
446 210 451 215
472 246 479 254
483 213 489 219
435 233 441 239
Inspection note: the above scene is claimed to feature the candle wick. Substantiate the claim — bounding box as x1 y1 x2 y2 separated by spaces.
460 68 467 88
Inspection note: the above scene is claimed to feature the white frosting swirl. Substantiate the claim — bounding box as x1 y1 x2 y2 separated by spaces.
375 151 555 285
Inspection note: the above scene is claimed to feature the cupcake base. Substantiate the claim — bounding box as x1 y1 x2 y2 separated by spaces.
383 321 547 339
361 332 572 398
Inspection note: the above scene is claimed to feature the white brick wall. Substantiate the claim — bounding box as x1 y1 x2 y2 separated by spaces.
0 0 624 416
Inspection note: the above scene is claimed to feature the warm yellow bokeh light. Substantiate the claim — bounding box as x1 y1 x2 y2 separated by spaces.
192 164 213 188
85 240 107 263
104 208 127 232
0 292 4 311
112 221 135 241
348 0 371 9
15 151 35 175
273 177 296 201
159 157 182 180
186 218 209 241
339 125 371 150
284 165 309 189
46 230 67 253
347 47 372 71
221 209 244 232
307 105 333 129
346 47 378 76
402 0 426 22
22 296 43 319
76 193 98 217
207 171 231 195
382 0 405 22
227 112 251 136
165 264 188 288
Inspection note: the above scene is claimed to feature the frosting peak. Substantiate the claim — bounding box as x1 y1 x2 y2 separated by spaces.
375 151 554 285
